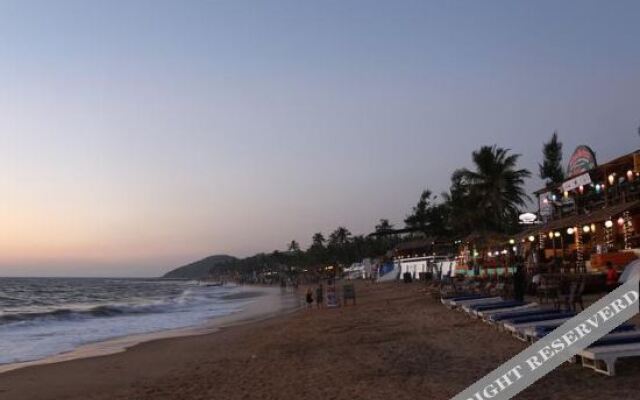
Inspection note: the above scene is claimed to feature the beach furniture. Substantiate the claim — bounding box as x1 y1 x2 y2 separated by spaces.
476 303 540 321
502 312 576 340
527 323 637 343
579 341 640 376
486 308 552 323
442 296 502 309
463 300 526 315
448 296 503 310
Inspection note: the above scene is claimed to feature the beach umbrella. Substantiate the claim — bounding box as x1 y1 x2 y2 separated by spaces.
619 259 640 284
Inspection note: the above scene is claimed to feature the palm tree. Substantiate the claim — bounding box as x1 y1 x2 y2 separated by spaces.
456 145 531 232
311 232 326 248
328 226 352 247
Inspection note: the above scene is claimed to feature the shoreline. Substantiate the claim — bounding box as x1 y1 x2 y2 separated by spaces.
0 284 301 375
1 281 639 400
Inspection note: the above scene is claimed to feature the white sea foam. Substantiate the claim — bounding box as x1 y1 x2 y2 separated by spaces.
0 279 254 365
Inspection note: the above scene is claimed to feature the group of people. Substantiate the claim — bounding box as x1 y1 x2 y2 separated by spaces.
305 284 324 308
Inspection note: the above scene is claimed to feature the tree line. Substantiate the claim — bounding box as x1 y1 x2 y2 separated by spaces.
220 134 568 275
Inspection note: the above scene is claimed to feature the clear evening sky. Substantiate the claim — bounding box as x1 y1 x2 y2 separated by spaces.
0 1 638 277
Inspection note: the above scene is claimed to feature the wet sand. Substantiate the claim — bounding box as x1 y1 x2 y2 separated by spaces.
0 282 638 400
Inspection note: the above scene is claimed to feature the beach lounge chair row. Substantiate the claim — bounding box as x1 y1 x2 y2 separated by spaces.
438 294 640 376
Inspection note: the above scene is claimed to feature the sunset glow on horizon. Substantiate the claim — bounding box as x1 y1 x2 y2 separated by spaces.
1 0 639 276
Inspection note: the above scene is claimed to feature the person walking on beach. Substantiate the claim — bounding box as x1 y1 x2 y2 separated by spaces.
305 288 314 309
315 284 324 309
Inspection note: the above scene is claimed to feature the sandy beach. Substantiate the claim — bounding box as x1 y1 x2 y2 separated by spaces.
1 282 638 400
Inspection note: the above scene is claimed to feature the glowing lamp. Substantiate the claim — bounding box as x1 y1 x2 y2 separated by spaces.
567 228 574 235
608 174 615 185
512 246 517 252
590 224 596 232
583 225 590 233
528 236 535 242
604 220 613 228
554 231 561 238
494 251 500 256
618 217 625 226
487 252 492 257
548 231 554 239
628 170 634 180
509 239 515 245
579 185 584 194
564 191 569 198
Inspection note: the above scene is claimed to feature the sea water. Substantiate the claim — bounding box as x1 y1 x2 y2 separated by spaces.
0 278 252 365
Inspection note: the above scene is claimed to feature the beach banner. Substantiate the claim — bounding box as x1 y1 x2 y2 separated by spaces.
451 278 639 400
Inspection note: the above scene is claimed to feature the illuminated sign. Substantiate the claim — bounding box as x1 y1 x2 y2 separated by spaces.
566 145 597 177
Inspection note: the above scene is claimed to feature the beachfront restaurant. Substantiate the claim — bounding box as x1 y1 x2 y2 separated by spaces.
516 148 639 281
454 232 517 278
392 239 456 280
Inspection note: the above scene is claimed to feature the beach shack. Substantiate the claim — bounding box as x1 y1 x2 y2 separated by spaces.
392 239 456 280
513 147 639 281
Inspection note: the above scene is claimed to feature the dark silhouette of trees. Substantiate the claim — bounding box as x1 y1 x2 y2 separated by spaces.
539 132 564 186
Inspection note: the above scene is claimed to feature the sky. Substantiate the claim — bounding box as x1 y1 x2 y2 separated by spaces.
0 0 638 277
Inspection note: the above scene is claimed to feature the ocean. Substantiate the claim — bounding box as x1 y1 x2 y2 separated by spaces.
0 278 255 365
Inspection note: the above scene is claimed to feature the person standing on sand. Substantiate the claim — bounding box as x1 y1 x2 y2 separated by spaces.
513 259 526 302
315 284 324 309
305 288 314 309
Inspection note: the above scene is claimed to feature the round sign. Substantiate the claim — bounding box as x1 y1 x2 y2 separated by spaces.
519 213 537 224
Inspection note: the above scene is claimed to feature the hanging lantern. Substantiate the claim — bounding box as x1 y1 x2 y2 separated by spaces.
628 170 634 180
618 217 625 226
604 220 613 228
583 225 590 233
608 174 615 185
528 235 535 242
567 227 574 235
590 223 596 232
554 231 561 238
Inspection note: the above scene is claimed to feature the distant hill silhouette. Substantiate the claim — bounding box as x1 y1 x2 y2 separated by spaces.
163 255 236 279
